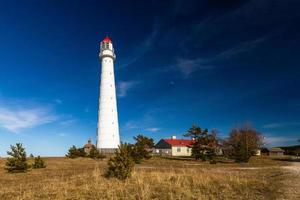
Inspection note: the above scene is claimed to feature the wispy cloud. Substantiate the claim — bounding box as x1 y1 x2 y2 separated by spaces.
57 133 67 137
145 127 161 132
0 106 56 133
172 37 266 78
117 81 140 98
262 122 300 129
122 121 139 130
264 135 298 147
120 27 158 69
54 99 62 104
60 119 76 126
174 58 214 78
212 38 266 61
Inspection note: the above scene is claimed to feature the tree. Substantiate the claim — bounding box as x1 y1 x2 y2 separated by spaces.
130 135 154 163
106 143 134 180
88 146 106 159
224 124 264 162
32 156 46 169
5 143 29 172
184 125 219 161
66 145 86 158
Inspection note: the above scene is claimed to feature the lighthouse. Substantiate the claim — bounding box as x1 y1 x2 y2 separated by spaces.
97 36 120 153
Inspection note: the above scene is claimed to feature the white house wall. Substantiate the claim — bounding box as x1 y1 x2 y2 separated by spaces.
171 146 192 156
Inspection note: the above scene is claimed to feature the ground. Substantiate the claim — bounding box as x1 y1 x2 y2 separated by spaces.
0 156 299 200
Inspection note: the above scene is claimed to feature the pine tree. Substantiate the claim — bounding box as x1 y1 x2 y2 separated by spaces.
32 156 46 169
129 135 154 164
5 143 29 172
66 145 86 158
184 125 219 161
106 143 134 180
88 146 106 159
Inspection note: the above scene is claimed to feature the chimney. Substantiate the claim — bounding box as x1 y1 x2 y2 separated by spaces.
171 136 176 140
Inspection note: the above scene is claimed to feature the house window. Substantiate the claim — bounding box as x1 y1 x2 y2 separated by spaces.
187 148 189 153
177 147 181 152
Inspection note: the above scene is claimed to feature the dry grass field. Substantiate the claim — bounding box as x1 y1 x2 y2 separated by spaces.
0 156 299 200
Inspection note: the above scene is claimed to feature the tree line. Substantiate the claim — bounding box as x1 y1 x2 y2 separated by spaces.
185 123 264 163
106 123 265 180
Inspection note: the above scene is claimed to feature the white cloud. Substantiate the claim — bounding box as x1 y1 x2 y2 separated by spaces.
57 133 67 137
0 106 56 133
122 121 138 130
262 122 300 129
54 99 62 104
264 135 298 147
145 127 161 132
175 58 214 78
120 28 158 69
60 119 76 126
117 81 139 98
172 38 266 78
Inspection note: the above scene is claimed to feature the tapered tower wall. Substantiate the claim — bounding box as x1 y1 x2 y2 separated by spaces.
97 36 120 153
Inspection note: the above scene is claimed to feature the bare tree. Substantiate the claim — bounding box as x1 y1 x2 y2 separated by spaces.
224 123 264 162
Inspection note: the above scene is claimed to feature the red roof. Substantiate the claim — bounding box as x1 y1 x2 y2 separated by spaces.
102 35 112 43
163 139 195 147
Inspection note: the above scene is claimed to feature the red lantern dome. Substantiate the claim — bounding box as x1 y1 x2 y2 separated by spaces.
102 35 112 43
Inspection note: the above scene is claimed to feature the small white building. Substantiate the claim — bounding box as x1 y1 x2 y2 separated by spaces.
154 136 194 156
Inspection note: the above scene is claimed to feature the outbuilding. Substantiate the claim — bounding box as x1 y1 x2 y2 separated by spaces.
269 147 284 156
83 139 94 155
154 136 194 156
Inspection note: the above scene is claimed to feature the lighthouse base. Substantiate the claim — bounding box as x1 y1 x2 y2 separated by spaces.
98 148 118 155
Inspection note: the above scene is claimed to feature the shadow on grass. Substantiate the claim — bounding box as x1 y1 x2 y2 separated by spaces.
161 156 194 161
158 156 236 163
272 158 300 162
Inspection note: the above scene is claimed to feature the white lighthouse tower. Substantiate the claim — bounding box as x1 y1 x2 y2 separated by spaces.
97 36 120 153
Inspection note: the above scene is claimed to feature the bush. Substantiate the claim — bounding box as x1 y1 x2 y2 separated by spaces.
88 146 106 159
66 145 86 158
130 135 154 164
5 143 29 173
106 143 134 180
32 156 46 169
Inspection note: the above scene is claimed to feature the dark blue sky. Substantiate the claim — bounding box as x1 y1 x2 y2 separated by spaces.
0 0 299 156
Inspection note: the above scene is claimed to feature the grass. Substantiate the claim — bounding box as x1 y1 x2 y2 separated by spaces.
0 156 299 199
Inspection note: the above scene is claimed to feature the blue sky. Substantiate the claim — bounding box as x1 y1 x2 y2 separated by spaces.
0 0 299 156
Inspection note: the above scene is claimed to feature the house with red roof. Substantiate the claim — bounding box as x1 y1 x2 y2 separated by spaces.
154 136 195 156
